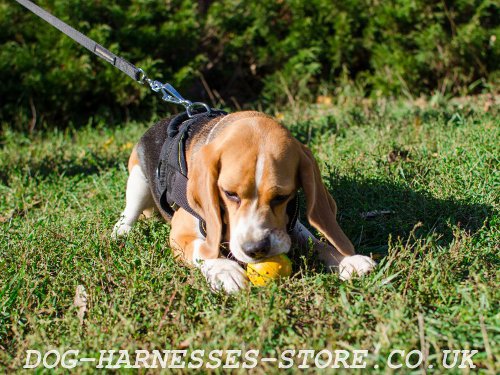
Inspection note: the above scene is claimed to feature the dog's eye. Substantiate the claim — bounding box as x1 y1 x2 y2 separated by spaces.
224 190 240 203
271 194 289 206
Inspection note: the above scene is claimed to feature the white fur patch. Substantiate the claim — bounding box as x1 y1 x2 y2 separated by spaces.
255 153 265 194
229 207 291 264
269 229 292 257
200 259 248 293
112 223 133 239
230 203 262 263
338 255 376 280
112 165 152 239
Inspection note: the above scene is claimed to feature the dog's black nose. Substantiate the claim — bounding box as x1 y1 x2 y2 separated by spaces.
242 236 271 258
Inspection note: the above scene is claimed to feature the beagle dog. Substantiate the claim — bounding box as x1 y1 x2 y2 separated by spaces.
113 111 375 292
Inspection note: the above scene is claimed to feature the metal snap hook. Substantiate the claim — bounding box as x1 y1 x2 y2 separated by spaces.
136 67 212 116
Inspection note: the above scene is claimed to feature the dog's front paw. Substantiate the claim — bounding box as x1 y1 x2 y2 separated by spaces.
200 259 248 293
339 255 376 281
111 221 132 240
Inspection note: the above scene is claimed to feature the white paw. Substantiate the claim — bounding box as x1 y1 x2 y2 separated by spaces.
111 221 132 239
338 255 376 281
200 259 248 293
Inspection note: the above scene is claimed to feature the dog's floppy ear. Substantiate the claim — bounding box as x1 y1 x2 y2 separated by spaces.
187 144 222 258
297 142 355 256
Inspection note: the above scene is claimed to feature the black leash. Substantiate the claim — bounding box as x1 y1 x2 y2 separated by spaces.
15 0 211 117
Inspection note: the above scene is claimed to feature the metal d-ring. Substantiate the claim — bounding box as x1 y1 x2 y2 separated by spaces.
186 102 211 117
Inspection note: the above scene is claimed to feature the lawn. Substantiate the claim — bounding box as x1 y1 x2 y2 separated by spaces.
0 97 498 373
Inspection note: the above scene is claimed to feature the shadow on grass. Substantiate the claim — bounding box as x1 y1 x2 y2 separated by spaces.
0 169 8 187
288 173 494 278
3 152 121 185
323 175 494 258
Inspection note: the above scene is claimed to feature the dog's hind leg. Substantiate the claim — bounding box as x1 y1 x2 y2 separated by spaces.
112 148 154 238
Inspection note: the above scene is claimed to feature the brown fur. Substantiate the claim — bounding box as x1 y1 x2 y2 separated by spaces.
127 145 140 172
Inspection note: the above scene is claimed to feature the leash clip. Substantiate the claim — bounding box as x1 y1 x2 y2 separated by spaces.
137 68 211 118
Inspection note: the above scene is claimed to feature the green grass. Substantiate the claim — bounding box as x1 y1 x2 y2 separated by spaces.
1 98 499 373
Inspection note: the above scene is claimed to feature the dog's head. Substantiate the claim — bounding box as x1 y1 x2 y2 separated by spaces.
187 113 354 263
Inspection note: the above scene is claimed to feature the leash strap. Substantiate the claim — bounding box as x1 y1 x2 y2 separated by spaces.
15 0 211 117
15 0 139 81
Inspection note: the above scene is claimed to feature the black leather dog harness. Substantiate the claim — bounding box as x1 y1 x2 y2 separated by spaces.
156 110 299 237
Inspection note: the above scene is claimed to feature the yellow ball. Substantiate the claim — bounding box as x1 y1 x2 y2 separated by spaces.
246 254 292 286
